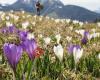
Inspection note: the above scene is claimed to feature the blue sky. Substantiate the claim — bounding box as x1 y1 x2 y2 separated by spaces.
0 0 100 11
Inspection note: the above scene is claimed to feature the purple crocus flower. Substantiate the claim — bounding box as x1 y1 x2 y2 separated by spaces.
8 25 16 33
67 44 75 54
0 25 17 34
8 25 19 34
18 30 28 41
67 44 81 54
67 44 83 63
21 39 37 60
75 45 81 49
1 27 8 34
3 43 23 71
84 31 89 37
81 31 89 45
81 37 88 45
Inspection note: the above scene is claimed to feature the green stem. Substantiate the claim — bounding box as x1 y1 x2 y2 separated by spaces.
12 69 16 80
27 58 37 80
22 59 29 80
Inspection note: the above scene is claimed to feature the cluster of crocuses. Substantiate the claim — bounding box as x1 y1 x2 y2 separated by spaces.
1 24 84 72
75 29 100 45
40 33 83 63
0 25 18 34
1 24 99 77
1 25 44 72
52 33 83 64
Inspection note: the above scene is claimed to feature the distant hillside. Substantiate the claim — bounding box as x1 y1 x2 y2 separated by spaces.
0 0 100 22
48 5 100 22
95 8 100 13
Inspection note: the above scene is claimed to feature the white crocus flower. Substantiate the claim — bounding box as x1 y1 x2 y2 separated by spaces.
22 16 25 19
53 44 63 61
98 53 100 59
38 34 43 38
21 10 25 14
73 20 79 24
55 19 60 23
46 16 50 20
93 32 100 38
0 11 3 15
10 10 14 13
1 13 5 20
79 30 85 37
66 19 71 23
55 34 61 44
97 22 100 27
92 33 97 38
6 22 13 27
27 15 31 18
69 26 73 31
96 33 100 37
14 15 19 21
39 16 43 21
22 21 29 30
87 34 93 40
27 33 34 40
61 19 65 23
79 22 83 26
88 32 100 39
66 36 72 42
0 54 2 62
32 22 36 26
75 29 85 37
6 16 10 20
51 18 54 21
73 46 83 64
9 13 14 18
91 28 96 33
44 37 51 45
39 18 42 22
34 15 37 20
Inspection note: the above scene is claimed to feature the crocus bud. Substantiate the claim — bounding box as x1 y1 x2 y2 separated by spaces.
53 44 63 61
3 43 23 71
73 45 83 64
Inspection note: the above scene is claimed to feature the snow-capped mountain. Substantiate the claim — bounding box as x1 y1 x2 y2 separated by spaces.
0 0 100 22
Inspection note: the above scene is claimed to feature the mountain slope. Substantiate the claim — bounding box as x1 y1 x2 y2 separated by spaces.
95 8 100 13
0 0 100 22
48 5 100 21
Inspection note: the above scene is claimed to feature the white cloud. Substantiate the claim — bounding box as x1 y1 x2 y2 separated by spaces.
60 0 100 11
0 0 17 5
